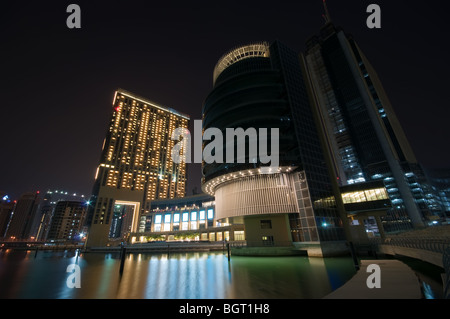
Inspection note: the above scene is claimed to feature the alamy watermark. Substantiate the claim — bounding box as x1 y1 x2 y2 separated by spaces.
66 4 81 29
171 120 280 172
366 4 381 29
66 4 381 29
66 263 81 288
366 264 381 288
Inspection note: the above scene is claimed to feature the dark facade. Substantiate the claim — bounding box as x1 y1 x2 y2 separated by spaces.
34 190 87 241
304 22 440 231
0 194 14 238
47 200 87 241
4 192 40 240
202 41 348 250
425 168 450 218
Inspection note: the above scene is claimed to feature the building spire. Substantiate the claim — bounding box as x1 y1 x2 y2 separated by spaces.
322 0 332 24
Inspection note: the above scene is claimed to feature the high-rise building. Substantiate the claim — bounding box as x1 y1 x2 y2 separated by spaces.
86 89 190 247
4 191 40 240
304 15 438 231
425 168 450 219
47 200 87 242
0 193 15 238
34 189 87 241
201 41 350 256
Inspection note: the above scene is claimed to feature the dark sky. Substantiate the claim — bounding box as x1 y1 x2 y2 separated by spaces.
1 0 449 200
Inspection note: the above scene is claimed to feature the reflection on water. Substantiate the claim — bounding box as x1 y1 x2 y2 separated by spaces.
0 249 356 299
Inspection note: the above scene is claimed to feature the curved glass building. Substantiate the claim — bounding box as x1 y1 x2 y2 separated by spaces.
202 41 349 256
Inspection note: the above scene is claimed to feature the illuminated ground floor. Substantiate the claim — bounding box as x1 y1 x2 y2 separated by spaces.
128 224 245 244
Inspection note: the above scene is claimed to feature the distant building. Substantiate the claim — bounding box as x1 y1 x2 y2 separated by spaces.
5 192 40 240
0 193 15 238
34 189 87 241
47 200 87 242
425 168 450 220
86 89 190 247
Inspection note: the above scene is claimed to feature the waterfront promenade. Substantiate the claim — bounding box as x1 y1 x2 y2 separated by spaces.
326 224 450 299
324 259 423 299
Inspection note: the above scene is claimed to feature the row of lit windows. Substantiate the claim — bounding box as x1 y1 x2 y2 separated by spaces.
152 208 215 232
102 93 189 199
341 188 389 204
132 231 241 243
154 209 214 224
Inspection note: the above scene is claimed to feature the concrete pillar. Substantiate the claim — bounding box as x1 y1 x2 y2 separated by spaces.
374 215 386 239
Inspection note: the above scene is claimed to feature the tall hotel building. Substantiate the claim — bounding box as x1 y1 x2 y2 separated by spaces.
304 19 436 231
202 41 350 256
86 89 189 247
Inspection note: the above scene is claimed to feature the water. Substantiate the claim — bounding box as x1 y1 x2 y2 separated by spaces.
0 249 357 299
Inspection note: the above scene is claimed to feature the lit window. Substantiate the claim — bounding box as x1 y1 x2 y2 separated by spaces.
173 213 180 223
207 209 214 220
199 210 205 220
164 214 171 223
155 215 162 224
191 211 197 221
182 212 189 222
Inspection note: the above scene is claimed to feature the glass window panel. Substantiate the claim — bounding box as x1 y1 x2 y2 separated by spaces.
154 215 162 224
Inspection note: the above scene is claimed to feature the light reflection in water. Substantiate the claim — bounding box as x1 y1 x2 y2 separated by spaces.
0 250 357 299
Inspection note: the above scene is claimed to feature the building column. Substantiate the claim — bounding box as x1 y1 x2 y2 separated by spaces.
374 214 386 239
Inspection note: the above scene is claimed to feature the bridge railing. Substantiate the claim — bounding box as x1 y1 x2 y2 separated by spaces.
443 246 450 299
369 237 450 254
229 241 294 248
368 236 450 299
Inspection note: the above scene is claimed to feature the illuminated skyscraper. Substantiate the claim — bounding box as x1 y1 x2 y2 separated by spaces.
86 89 189 247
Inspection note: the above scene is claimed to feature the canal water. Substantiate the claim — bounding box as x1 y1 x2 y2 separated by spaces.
0 250 357 299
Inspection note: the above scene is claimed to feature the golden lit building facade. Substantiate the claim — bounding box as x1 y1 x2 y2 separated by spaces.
86 89 189 247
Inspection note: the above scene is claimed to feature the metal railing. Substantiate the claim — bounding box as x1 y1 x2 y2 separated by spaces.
367 236 450 298
229 241 295 248
443 246 450 299
369 237 450 254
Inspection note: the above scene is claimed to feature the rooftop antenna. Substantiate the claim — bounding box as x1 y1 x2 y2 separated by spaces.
322 0 332 24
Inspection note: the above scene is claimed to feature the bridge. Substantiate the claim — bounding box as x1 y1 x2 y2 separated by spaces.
353 231 450 299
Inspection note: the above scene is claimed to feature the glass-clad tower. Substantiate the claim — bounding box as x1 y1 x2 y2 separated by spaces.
202 41 349 256
86 89 189 247
304 21 438 231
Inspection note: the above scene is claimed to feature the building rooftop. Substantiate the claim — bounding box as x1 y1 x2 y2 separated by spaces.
116 88 190 120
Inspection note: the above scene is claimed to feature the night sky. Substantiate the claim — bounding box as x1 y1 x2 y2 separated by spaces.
1 0 449 200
